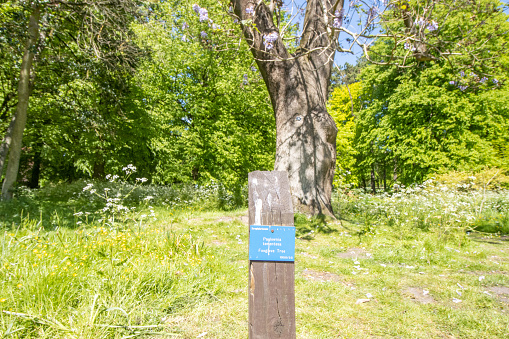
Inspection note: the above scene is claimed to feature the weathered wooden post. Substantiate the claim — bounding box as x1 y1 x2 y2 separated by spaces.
248 171 295 338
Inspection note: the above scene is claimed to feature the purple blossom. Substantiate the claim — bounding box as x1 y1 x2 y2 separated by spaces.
460 71 465 77
251 66 257 72
449 81 456 85
246 5 255 15
459 85 468 91
367 7 378 23
192 4 200 14
182 22 189 30
243 74 249 85
493 78 499 85
427 20 438 31
404 41 416 51
333 9 344 28
211 23 220 30
415 16 426 26
182 35 188 42
480 77 488 83
199 7 209 22
201 31 208 38
263 32 278 50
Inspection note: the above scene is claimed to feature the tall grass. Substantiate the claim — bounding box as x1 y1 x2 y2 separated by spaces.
333 179 509 236
0 172 507 337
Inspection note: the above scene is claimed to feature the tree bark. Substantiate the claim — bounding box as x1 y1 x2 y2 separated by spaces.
232 0 343 217
0 115 16 180
1 6 40 200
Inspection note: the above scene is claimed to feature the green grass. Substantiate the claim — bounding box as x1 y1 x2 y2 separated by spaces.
0 182 507 338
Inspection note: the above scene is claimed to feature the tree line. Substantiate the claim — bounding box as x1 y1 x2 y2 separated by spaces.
1 0 508 211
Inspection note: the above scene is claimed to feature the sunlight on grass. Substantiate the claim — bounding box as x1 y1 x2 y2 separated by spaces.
0 177 507 338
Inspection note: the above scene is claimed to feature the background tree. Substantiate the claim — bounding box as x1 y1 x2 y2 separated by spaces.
226 0 508 215
0 0 143 199
131 0 276 202
349 0 509 187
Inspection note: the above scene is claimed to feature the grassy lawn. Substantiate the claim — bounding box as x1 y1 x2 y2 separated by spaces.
0 182 507 338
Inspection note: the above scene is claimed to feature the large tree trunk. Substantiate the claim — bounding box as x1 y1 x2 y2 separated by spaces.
233 0 343 217
271 60 337 216
1 6 40 200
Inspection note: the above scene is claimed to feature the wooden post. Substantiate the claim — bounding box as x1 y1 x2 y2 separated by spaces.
248 171 295 339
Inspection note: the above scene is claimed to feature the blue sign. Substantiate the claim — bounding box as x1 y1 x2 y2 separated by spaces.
249 225 296 262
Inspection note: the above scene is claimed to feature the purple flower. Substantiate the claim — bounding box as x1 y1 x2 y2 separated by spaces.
251 66 257 72
415 17 426 26
243 74 249 85
480 77 488 83
263 32 278 50
211 23 219 30
192 4 200 14
427 20 438 31
182 22 189 30
459 85 468 91
333 9 344 28
367 7 378 23
246 5 254 15
182 35 188 42
449 81 456 85
201 31 208 38
493 78 499 84
199 7 208 22
460 71 465 77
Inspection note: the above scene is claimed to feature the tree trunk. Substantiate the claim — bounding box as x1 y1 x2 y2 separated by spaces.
383 162 387 192
232 0 343 217
92 161 105 179
393 158 398 182
29 150 42 189
271 59 337 217
1 6 40 200
0 115 16 180
370 165 376 194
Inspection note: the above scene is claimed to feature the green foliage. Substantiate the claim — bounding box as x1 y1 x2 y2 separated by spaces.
434 168 509 190
131 0 275 189
332 0 509 188
328 82 362 189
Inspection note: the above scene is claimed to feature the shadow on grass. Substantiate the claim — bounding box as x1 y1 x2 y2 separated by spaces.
0 184 104 231
294 213 340 240
469 232 509 245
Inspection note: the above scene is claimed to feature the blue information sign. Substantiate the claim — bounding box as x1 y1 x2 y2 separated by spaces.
249 225 296 262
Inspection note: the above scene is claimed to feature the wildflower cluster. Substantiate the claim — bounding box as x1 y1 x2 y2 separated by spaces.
246 5 254 15
80 165 149 226
334 178 509 235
